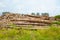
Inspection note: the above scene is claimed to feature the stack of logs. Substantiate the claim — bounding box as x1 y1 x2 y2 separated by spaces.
0 13 56 27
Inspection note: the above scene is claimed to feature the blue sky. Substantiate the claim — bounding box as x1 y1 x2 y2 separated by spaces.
0 0 60 16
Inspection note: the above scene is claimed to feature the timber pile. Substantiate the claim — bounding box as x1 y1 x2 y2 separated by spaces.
0 12 57 27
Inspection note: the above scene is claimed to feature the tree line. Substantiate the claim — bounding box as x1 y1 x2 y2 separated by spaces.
2 12 60 19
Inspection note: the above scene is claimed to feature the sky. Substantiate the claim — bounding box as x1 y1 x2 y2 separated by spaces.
0 0 60 16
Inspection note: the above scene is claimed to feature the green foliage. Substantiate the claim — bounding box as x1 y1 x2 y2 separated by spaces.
2 12 10 15
0 26 60 40
52 21 60 25
55 15 60 18
41 13 49 16
31 13 35 15
36 13 40 16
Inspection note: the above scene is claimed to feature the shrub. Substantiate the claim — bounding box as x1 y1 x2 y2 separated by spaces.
55 15 60 18
0 26 60 40
52 21 60 25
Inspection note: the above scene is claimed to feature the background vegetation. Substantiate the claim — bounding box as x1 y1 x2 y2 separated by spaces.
0 26 60 40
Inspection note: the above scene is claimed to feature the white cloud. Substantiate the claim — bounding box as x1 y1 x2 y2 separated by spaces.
0 2 6 7
0 0 59 16
12 0 20 3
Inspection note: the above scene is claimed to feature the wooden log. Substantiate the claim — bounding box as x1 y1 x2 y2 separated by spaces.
11 19 52 24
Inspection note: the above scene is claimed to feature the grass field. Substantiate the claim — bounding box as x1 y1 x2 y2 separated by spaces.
0 26 60 40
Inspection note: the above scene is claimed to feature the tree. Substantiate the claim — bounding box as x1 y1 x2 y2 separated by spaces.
55 15 60 18
2 12 10 15
36 13 40 16
31 13 35 15
41 13 49 16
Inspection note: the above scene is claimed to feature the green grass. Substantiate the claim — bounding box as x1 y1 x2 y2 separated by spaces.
0 26 60 40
